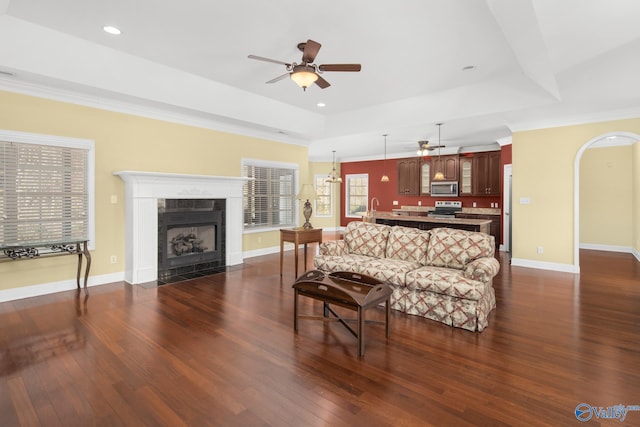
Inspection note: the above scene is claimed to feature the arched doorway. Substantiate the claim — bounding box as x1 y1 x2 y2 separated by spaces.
573 131 639 272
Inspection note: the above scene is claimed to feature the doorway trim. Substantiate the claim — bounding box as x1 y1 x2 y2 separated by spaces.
573 131 639 273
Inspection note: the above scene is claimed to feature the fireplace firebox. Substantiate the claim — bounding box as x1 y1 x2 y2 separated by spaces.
158 199 225 282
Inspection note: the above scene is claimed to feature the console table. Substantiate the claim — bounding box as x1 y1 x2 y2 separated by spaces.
280 227 323 278
293 270 391 356
0 240 91 291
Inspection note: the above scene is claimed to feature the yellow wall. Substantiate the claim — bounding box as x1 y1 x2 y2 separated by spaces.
513 118 640 266
579 146 633 246
0 90 309 290
308 161 342 230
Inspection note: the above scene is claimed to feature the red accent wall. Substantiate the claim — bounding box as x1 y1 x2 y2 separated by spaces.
339 152 503 227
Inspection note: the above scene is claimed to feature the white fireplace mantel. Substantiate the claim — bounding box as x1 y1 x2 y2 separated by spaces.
114 171 250 284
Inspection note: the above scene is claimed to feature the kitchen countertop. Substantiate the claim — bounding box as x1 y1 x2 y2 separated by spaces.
362 211 492 226
392 206 501 215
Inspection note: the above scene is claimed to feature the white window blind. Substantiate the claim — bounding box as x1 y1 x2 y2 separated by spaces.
0 140 89 247
243 161 296 229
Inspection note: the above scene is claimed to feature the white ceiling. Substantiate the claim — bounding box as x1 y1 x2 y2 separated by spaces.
1 0 640 161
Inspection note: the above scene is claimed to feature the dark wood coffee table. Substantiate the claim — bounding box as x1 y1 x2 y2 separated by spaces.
292 270 392 356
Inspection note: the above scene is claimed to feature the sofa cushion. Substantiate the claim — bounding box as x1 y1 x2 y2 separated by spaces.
405 266 486 301
313 254 373 274
344 221 391 258
425 227 495 270
385 226 429 265
358 258 421 288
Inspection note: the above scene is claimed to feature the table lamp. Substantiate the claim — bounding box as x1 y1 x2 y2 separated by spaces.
297 184 318 229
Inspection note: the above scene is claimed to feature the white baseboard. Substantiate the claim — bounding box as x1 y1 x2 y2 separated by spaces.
579 243 633 253
510 258 577 273
0 271 126 303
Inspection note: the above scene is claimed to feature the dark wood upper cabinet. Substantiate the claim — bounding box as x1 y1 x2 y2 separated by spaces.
473 151 501 196
431 154 459 181
397 158 420 195
397 151 500 197
458 151 501 196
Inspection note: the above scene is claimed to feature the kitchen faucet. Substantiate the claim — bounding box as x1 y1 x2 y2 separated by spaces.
370 197 380 215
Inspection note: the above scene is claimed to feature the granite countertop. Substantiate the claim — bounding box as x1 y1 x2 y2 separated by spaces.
392 206 501 215
362 211 492 226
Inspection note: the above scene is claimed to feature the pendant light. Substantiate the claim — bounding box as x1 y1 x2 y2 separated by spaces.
326 150 343 183
381 134 390 182
433 123 445 181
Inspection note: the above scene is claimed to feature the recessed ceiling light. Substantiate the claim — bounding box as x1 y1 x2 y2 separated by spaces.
103 26 122 35
462 65 476 71
317 102 326 108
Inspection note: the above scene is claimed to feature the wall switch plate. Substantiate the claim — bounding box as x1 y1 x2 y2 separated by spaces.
418 201 422 206
473 202 476 207
537 247 543 254
110 195 118 204
392 201 398 206
520 197 531 204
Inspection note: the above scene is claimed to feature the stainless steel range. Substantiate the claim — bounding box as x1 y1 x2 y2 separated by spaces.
428 201 462 218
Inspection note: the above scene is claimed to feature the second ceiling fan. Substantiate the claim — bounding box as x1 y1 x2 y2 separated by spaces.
248 39 361 90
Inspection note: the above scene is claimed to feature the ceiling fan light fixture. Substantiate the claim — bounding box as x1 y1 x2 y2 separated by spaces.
291 66 318 90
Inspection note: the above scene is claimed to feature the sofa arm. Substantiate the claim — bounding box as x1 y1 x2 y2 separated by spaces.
318 240 348 256
463 257 500 282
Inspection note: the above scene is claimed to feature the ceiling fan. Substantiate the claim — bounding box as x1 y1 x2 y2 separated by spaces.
248 39 361 91
416 140 445 155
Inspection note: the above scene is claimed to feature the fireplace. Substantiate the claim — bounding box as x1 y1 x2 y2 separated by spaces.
114 171 250 285
158 199 225 281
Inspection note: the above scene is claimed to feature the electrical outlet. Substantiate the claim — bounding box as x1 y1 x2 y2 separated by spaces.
392 201 398 206
537 247 543 254
110 255 117 264
418 201 422 206
473 202 477 207
110 195 118 204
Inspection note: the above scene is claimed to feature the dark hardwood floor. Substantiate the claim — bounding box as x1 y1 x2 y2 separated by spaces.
1 245 639 426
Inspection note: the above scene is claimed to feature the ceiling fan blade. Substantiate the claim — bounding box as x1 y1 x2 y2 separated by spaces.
318 64 362 72
248 55 290 67
266 73 290 84
302 39 321 63
314 75 331 89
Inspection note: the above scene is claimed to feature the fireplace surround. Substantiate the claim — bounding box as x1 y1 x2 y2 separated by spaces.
114 171 250 284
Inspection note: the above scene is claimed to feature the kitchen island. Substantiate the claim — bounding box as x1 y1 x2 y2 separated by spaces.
361 212 492 234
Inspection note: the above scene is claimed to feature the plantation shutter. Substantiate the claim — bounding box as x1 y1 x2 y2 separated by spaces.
0 140 89 247
243 163 295 228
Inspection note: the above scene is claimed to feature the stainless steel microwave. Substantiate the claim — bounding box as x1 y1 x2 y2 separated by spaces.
431 181 459 197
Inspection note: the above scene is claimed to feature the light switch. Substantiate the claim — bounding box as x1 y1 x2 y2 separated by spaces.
110 195 118 204
519 197 531 205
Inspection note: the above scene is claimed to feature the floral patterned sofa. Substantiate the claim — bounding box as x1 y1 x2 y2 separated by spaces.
313 221 500 331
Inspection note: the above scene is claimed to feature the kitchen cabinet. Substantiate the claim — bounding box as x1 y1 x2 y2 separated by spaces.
420 160 430 195
431 154 458 181
397 158 420 195
459 157 473 196
458 151 501 196
473 151 501 195
456 213 500 248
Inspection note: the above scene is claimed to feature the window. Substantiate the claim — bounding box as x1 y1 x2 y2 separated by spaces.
242 160 298 230
345 174 368 218
313 174 332 217
0 130 95 248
